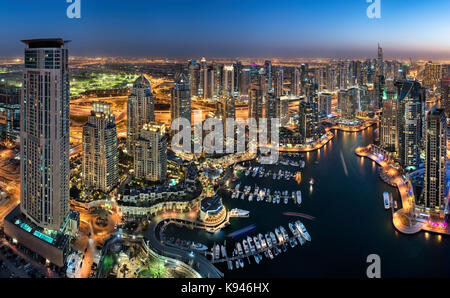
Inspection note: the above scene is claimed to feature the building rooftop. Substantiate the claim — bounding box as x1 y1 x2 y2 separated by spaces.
21 38 69 48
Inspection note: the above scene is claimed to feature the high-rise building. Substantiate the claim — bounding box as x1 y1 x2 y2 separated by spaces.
380 90 399 153
299 100 318 142
222 65 235 96
248 88 263 122
424 107 447 216
264 60 273 92
188 60 200 97
279 96 291 127
440 76 450 117
127 75 155 155
275 67 284 98
423 62 443 89
171 72 191 124
377 43 383 76
396 80 425 169
82 102 119 193
341 89 356 120
134 122 167 182
318 93 332 117
18 39 70 231
291 68 300 96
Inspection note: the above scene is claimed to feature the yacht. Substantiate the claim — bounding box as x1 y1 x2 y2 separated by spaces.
227 260 233 270
296 191 302 205
289 222 299 237
309 178 314 185
242 240 250 254
190 242 208 251
280 226 289 241
295 220 311 241
265 233 272 247
254 255 260 264
275 228 284 243
248 193 253 202
236 242 243 255
214 244 220 259
235 260 240 269
258 234 267 248
247 236 256 253
383 192 391 210
221 245 227 258
240 193 246 200
239 259 245 268
235 184 241 192
229 209 250 218
270 232 278 246
253 236 262 251
297 235 306 246
267 249 274 259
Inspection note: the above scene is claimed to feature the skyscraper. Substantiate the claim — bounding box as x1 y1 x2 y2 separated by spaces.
248 87 263 122
440 76 450 117
171 72 191 124
127 75 155 155
423 62 443 89
82 102 119 193
222 65 235 96
292 68 300 96
19 39 70 231
134 122 168 182
299 100 317 143
424 107 447 216
396 81 425 169
380 90 400 153
275 67 284 98
318 93 332 117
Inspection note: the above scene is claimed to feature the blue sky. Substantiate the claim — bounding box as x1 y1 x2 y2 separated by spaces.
1 0 450 58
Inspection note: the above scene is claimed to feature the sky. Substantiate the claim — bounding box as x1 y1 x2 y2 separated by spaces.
1 0 450 59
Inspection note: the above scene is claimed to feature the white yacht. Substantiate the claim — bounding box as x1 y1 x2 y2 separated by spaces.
383 192 391 210
296 191 302 205
295 220 311 241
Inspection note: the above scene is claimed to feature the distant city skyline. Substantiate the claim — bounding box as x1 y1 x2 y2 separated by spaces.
1 0 450 59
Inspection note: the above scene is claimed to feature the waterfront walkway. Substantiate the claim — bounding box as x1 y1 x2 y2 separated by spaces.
355 145 424 235
144 213 224 278
279 120 376 153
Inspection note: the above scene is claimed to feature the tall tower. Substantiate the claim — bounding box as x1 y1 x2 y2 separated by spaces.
134 122 167 182
127 75 155 155
292 68 300 96
82 102 119 193
380 90 399 153
440 76 450 117
20 39 70 230
171 72 191 124
424 107 447 215
248 88 263 122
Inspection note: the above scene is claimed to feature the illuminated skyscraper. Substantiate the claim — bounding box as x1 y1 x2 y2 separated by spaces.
423 62 443 89
134 122 167 182
396 81 425 169
318 93 332 117
222 65 235 96
380 90 399 153
292 68 300 96
440 76 450 117
424 107 447 216
264 60 273 91
248 87 263 122
171 72 191 123
127 75 155 155
82 102 119 193
20 39 70 230
275 67 284 98
299 100 317 142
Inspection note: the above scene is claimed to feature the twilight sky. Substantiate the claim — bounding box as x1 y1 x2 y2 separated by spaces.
1 0 450 59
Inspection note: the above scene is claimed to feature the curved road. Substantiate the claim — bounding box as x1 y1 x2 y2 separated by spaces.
144 217 223 278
